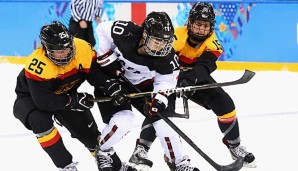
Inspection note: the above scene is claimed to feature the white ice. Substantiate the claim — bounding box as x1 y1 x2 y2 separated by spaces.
1 63 298 171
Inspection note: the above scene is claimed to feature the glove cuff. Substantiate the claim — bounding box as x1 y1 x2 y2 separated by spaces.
154 93 168 108
97 50 118 67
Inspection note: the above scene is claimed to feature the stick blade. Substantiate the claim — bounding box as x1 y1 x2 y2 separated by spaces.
239 69 256 84
219 157 244 171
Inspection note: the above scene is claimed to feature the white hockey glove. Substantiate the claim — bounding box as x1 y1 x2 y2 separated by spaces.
147 93 168 116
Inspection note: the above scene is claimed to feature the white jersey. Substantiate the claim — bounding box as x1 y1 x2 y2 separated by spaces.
95 20 188 166
96 20 179 93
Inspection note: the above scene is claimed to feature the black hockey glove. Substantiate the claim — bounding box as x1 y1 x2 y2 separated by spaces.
97 50 123 77
146 93 168 116
65 92 94 111
104 79 130 106
177 71 198 99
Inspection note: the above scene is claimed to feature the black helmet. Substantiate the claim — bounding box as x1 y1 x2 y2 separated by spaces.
187 2 215 42
39 21 75 66
142 12 174 57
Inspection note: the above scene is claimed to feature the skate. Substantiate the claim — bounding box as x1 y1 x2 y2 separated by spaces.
95 147 115 171
95 146 136 171
119 162 137 171
170 156 200 171
129 145 153 171
59 162 78 171
223 138 257 168
164 154 176 171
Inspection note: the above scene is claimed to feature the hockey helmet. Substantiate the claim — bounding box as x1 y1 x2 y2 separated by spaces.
40 21 75 66
142 12 174 57
187 2 215 42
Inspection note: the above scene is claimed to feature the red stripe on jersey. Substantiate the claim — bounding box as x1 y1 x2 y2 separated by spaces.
97 49 113 60
165 137 175 161
218 116 237 124
137 78 154 87
56 68 90 80
179 55 198 65
25 68 90 81
25 70 45 81
40 131 61 148
131 3 146 26
210 51 222 58
100 125 118 145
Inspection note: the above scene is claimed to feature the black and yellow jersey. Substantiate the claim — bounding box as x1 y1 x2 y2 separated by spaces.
15 38 108 112
174 26 223 82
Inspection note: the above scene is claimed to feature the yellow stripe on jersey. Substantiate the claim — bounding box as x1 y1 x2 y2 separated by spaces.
218 110 237 123
174 26 223 64
24 38 96 80
218 109 236 119
37 127 59 143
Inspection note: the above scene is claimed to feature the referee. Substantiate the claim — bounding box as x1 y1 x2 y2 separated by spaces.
69 0 104 47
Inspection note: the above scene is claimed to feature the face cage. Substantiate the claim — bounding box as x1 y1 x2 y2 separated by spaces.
143 34 173 57
46 44 76 66
187 20 213 42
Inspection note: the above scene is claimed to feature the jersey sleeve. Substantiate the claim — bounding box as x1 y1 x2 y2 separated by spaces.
87 61 113 89
26 78 69 111
153 52 179 94
96 21 116 54
191 32 222 82
204 31 223 58
153 70 179 94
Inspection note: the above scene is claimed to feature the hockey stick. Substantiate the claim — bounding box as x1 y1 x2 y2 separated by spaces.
157 113 244 171
182 97 190 119
117 74 244 170
118 73 189 118
90 69 255 103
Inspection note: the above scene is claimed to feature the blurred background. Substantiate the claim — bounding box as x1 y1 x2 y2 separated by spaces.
0 0 298 71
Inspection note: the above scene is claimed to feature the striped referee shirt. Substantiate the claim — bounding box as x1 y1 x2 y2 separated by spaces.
70 0 104 22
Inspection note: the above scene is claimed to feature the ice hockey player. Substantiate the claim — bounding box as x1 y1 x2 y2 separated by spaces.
13 21 122 171
129 2 256 170
94 11 199 171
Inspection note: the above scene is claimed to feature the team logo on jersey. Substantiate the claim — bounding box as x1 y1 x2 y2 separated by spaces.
54 79 79 94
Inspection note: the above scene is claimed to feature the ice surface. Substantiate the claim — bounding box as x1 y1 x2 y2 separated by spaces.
1 63 297 171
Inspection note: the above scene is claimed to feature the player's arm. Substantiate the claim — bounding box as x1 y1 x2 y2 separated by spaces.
191 51 218 83
26 78 69 111
154 53 180 92
191 36 223 83
95 21 123 77
146 54 179 116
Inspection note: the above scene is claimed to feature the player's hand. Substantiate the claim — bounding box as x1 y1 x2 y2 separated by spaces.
177 71 197 98
97 50 123 77
66 92 94 111
79 20 87 28
104 79 130 106
148 93 168 116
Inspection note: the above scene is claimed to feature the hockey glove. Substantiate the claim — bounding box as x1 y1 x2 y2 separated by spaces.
177 71 198 99
104 79 130 106
66 92 94 111
147 93 168 116
97 50 123 77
